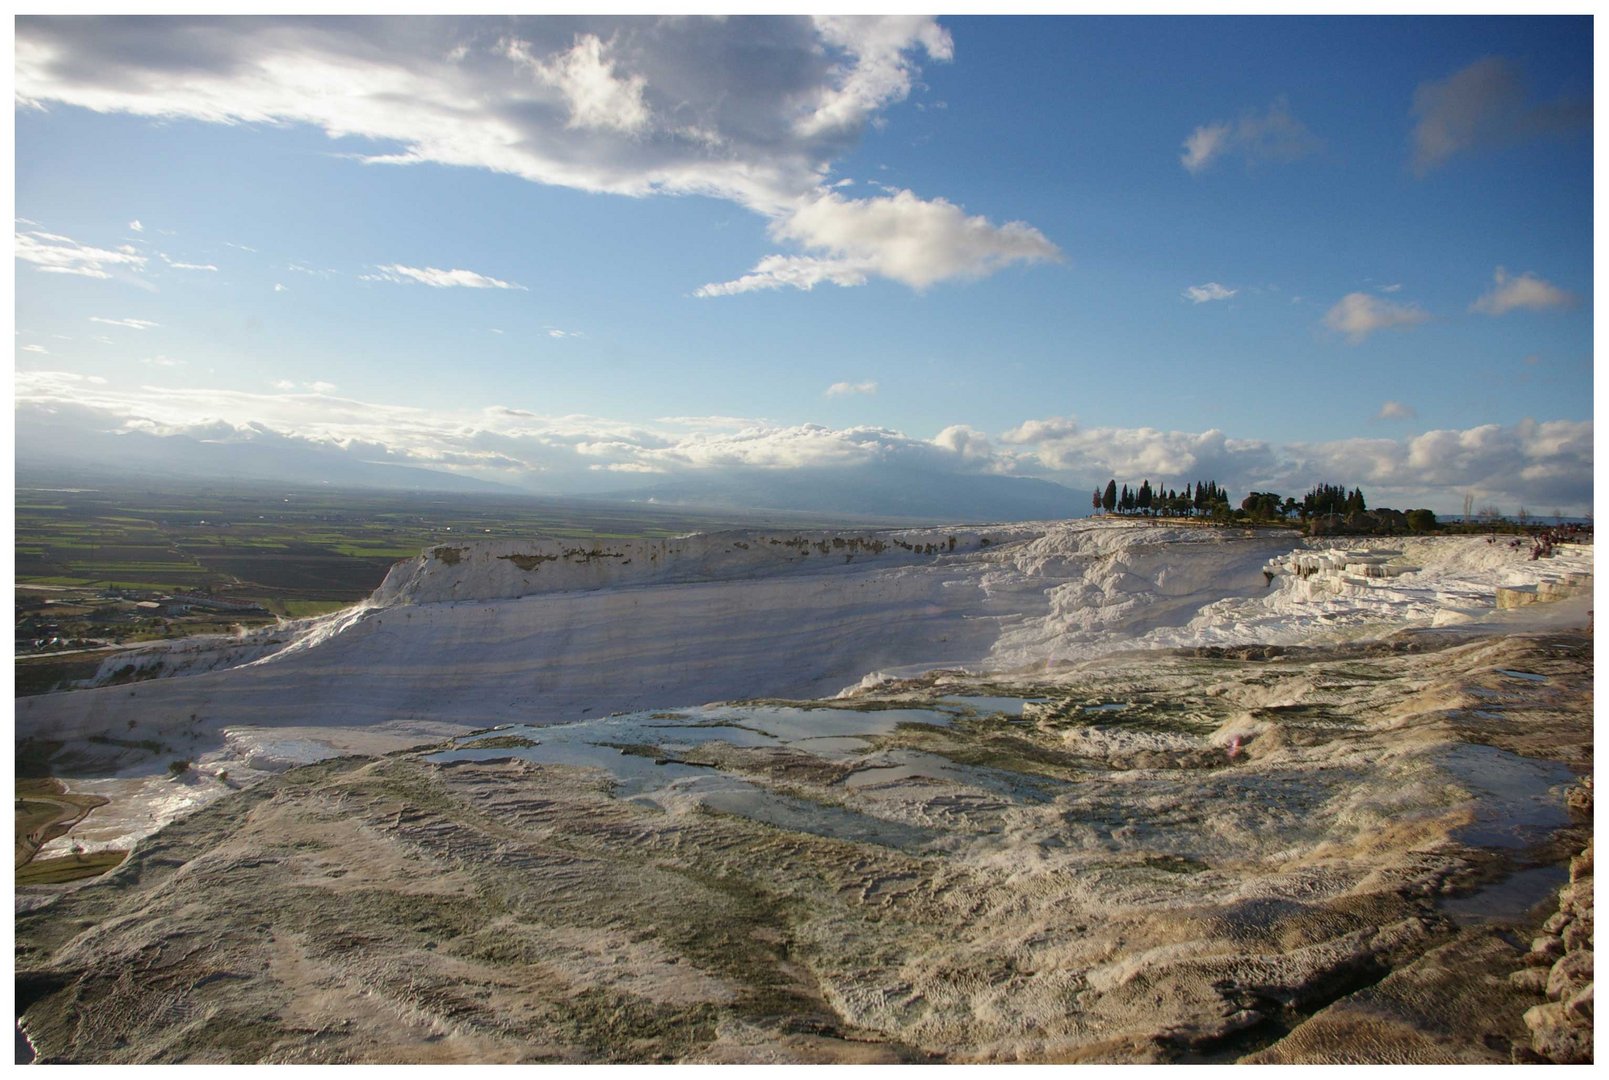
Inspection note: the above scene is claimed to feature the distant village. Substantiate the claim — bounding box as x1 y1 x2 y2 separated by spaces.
15 586 270 656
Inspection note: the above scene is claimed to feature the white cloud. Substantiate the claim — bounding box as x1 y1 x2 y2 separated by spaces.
1410 57 1591 176
269 379 337 394
129 219 144 232
1469 267 1577 316
545 328 583 339
1180 97 1320 174
1376 400 1416 421
695 254 870 297
362 264 526 290
160 253 218 271
1001 416 1277 485
15 15 1050 295
10 377 1592 513
16 229 148 279
701 189 1059 295
825 380 878 397
1321 292 1430 344
20 344 49 354
1180 122 1232 174
1379 283 1403 293
795 14 953 138
504 32 651 134
89 316 159 330
1183 282 1236 304
930 424 1004 472
273 283 288 292
1003 412 1592 512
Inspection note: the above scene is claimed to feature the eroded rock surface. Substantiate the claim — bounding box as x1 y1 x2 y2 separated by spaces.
16 630 1591 1063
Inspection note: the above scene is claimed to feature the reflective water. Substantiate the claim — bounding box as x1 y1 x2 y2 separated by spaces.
429 699 1578 861
1439 743 1576 849
428 703 962 848
1440 864 1569 926
1496 669 1548 683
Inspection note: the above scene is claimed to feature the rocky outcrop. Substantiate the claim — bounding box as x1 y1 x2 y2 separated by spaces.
1512 782 1593 1064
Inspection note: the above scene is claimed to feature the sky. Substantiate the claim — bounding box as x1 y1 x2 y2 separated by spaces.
11 13 1596 515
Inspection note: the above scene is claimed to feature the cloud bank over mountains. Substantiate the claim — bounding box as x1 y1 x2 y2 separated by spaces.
16 14 1058 295
15 373 1590 514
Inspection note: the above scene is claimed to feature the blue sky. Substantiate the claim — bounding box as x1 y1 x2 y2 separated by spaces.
13 14 1594 513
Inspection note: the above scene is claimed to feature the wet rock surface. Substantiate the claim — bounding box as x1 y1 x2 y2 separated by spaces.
14 629 1591 1063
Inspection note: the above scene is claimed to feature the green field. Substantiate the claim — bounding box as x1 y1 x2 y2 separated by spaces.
15 477 865 616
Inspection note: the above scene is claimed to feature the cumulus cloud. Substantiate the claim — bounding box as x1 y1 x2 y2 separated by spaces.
825 380 878 397
930 424 1008 472
10 377 1592 513
1376 400 1416 421
16 228 148 279
504 33 651 134
1183 282 1236 304
1322 292 1430 344
128 219 144 232
1469 267 1578 316
1289 418 1593 511
1410 57 1591 176
1180 96 1320 174
361 264 526 290
89 316 159 330
1007 412 1591 513
1001 416 1279 486
796 14 954 138
701 190 1059 295
699 192 1059 295
16 15 1053 294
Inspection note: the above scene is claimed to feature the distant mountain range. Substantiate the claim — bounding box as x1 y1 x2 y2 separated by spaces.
611 466 1081 523
15 413 510 494
17 415 1083 523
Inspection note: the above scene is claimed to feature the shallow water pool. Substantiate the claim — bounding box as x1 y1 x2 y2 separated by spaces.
427 702 963 844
